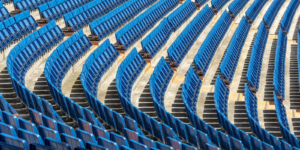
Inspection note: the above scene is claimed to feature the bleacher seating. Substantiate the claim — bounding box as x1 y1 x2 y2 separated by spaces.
44 29 92 113
211 0 229 13
64 0 127 32
298 33 300 92
167 4 214 67
81 41 186 150
115 0 178 50
166 0 196 31
116 51 189 145
182 67 202 119
38 0 93 23
281 0 300 34
273 29 287 100
5 20 65 124
0 10 38 51
263 0 285 29
274 93 300 148
219 17 250 84
89 0 156 41
194 11 232 76
214 75 241 139
14 0 51 13
141 18 173 58
0 2 11 21
228 0 249 18
245 84 282 149
245 0 268 24
7 20 64 84
1 0 300 148
1 93 155 150
246 23 269 92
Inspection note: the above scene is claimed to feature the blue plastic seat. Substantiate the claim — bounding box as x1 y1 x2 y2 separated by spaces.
0 122 17 137
76 129 97 145
78 118 93 133
92 125 110 139
150 118 164 142
29 108 43 127
123 128 139 142
57 122 76 137
98 137 119 150
2 111 19 131
218 131 231 150
129 140 149 150
251 135 262 150
0 133 29 149
197 130 213 149
42 115 58 130
45 137 72 150
17 128 44 145
112 111 125 133
166 137 181 150
38 125 61 141
110 132 129 148
138 135 156 149
61 133 85 150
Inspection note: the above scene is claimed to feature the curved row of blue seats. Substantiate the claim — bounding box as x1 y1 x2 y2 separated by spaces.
182 67 202 114
150 57 173 107
151 57 213 148
214 76 242 141
194 11 232 76
14 0 51 12
167 4 213 67
166 0 196 31
263 0 285 28
5 20 67 122
245 0 267 24
211 0 229 12
141 18 173 58
42 31 152 150
150 57 251 150
182 68 224 147
81 39 119 96
64 0 127 32
216 76 285 150
274 94 300 149
80 42 199 150
116 50 192 145
281 0 300 34
219 17 251 84
245 84 290 150
44 30 92 114
39 0 92 22
246 23 269 92
0 10 38 51
195 0 208 6
42 31 172 150
0 2 11 21
273 29 287 100
228 0 249 18
116 0 178 49
7 20 64 83
90 0 156 41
